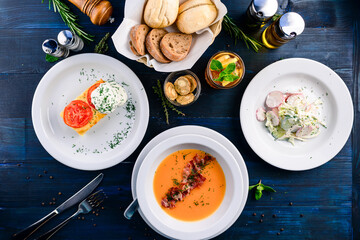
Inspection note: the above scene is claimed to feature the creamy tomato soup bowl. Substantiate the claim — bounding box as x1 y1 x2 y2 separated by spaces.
136 134 244 240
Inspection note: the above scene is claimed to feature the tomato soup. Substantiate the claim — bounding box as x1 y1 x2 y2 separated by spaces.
153 149 226 221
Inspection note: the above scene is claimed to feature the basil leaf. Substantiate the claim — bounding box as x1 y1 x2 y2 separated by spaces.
210 59 223 72
249 184 257 191
261 184 276 192
45 54 59 63
223 62 236 74
224 74 240 82
257 185 264 191
255 190 262 200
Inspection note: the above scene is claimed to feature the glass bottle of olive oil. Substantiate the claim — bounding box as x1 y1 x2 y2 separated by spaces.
243 0 278 31
262 12 305 49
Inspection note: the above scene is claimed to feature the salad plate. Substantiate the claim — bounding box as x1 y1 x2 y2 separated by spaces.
32 54 149 170
240 58 353 171
130 125 249 239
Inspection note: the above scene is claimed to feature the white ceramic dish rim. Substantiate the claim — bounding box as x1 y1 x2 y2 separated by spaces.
131 125 249 239
240 58 354 171
136 133 243 240
31 53 149 170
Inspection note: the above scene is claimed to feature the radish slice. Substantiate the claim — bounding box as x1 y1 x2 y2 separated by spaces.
286 93 304 105
266 91 284 108
266 111 279 126
256 107 266 121
296 125 313 137
271 107 279 116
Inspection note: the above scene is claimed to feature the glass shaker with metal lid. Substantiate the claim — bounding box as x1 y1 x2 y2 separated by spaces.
42 39 69 58
244 0 278 30
261 12 305 49
57 30 84 52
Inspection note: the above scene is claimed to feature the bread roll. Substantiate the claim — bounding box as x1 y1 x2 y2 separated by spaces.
144 0 179 28
176 0 218 34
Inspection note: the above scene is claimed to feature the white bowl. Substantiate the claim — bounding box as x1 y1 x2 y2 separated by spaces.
136 134 244 240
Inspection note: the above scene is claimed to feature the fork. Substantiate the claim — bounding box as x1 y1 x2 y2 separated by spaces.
35 190 106 240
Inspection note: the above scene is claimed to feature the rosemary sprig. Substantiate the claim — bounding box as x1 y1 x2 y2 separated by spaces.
94 33 110 54
42 0 94 42
222 14 263 52
272 13 282 22
153 80 185 124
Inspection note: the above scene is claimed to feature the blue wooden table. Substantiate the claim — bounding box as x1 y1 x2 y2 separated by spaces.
1 0 359 239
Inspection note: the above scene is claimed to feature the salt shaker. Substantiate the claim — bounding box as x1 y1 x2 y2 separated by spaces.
261 12 305 49
244 0 278 30
42 39 69 58
57 30 84 52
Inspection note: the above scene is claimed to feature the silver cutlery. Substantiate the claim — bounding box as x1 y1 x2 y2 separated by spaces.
12 173 104 240
35 190 106 240
124 198 139 220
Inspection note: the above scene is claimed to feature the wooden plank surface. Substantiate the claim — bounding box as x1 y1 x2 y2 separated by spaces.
0 0 358 239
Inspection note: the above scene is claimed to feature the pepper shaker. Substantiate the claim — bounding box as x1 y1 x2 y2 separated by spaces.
261 12 305 49
42 39 69 58
57 30 84 52
243 0 278 31
67 0 113 25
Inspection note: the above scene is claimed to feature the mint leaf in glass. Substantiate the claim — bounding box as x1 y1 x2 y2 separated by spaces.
210 59 223 72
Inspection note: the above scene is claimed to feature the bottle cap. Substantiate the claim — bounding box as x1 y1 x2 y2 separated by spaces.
279 12 305 39
57 30 74 46
251 0 278 21
42 39 59 54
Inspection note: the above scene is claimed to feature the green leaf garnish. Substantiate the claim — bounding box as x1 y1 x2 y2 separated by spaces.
210 59 223 72
249 179 276 200
45 54 59 63
213 63 239 82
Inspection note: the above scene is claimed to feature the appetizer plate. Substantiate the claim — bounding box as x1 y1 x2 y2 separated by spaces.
240 58 353 171
131 126 249 239
32 54 149 170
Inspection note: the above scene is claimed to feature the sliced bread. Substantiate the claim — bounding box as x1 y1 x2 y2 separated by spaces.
145 29 171 63
160 33 192 62
129 24 150 56
129 41 140 56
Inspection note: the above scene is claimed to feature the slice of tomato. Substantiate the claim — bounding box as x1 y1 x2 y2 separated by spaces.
87 82 102 109
63 100 93 128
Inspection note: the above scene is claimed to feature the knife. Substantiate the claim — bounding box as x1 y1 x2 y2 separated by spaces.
12 173 104 240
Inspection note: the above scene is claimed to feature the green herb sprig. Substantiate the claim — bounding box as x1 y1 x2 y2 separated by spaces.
153 80 185 124
272 14 282 22
249 179 276 200
94 33 110 54
42 0 94 42
45 54 59 63
210 59 239 82
222 14 263 52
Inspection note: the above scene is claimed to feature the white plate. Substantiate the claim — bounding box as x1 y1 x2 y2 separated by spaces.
32 54 149 170
240 58 353 171
131 126 249 239
137 134 243 240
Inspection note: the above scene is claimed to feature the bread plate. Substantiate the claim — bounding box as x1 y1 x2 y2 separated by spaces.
32 54 149 170
112 0 227 72
136 133 245 240
240 58 353 171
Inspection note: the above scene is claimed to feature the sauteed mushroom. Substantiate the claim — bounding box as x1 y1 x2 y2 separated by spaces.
164 82 178 101
184 75 197 92
176 93 195 105
174 76 191 96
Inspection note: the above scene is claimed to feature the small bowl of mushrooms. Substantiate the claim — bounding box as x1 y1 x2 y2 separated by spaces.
163 70 201 107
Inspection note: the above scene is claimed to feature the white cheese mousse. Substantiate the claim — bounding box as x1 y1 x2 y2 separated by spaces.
91 81 128 114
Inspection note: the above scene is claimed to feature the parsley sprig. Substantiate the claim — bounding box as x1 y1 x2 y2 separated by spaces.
249 179 276 200
210 59 239 82
42 0 94 42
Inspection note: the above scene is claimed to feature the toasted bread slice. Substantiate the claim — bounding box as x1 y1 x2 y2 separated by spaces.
60 80 106 136
146 29 171 63
160 33 192 62
129 24 150 56
129 41 140 56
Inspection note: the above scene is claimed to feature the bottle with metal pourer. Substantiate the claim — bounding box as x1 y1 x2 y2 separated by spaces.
42 39 69 58
243 0 278 31
261 12 305 49
57 30 84 52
